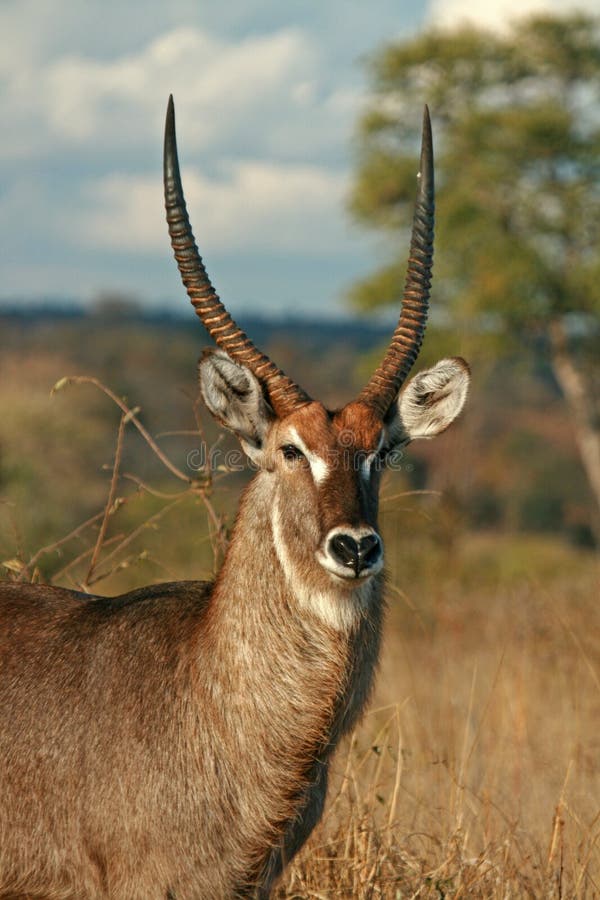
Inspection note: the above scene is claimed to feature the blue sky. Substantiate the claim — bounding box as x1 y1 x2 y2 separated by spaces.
1 0 593 318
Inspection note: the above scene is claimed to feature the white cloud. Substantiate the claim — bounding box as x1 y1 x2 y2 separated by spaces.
1 25 315 159
71 160 349 255
427 0 599 31
0 0 422 308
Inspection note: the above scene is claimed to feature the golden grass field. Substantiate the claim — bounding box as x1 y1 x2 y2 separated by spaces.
278 538 600 897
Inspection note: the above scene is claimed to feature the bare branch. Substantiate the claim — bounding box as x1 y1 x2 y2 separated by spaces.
19 510 105 583
84 412 127 586
53 375 193 484
52 532 126 587
86 496 186 588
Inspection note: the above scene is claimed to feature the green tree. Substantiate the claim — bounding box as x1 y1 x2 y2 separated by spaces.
350 13 600 539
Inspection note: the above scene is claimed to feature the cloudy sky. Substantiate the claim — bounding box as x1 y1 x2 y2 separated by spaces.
1 0 595 318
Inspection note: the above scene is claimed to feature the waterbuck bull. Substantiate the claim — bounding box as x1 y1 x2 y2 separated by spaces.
0 98 470 898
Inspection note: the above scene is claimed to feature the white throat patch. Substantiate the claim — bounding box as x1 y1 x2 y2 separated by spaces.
271 496 371 631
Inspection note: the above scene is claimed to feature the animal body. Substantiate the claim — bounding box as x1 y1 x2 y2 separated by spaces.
0 98 470 898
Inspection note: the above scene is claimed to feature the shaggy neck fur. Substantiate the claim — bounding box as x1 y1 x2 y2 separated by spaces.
201 471 384 892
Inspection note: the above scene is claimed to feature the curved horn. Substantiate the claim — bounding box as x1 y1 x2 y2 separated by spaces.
358 106 434 417
163 95 311 417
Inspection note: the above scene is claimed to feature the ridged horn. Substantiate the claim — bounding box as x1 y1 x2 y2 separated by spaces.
358 106 434 417
163 95 311 417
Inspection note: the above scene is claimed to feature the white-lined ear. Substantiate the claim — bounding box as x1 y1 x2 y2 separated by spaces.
386 357 470 447
198 350 275 461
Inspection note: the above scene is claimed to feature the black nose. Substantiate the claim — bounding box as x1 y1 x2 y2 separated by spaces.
328 532 382 577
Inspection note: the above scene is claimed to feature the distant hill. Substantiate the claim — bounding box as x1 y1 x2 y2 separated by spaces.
0 302 391 351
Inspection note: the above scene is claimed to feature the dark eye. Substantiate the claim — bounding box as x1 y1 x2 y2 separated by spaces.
281 444 305 463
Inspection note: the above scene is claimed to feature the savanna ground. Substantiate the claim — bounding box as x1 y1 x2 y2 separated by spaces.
278 538 599 898
1 312 598 897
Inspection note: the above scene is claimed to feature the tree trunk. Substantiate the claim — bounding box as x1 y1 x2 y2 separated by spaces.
549 319 600 547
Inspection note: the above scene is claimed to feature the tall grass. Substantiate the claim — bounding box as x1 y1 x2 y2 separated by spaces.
278 553 600 898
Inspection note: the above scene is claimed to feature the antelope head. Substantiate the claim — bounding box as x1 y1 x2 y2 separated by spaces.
164 97 469 619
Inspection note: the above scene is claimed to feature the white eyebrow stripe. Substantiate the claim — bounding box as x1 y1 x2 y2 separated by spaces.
360 453 377 481
289 427 329 485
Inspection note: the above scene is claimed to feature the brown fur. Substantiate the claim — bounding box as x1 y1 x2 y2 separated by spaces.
0 405 384 900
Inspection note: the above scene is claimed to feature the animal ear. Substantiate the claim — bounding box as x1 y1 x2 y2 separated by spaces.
385 357 470 447
198 350 275 461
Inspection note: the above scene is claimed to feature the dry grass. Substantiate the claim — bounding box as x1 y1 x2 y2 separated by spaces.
278 558 600 897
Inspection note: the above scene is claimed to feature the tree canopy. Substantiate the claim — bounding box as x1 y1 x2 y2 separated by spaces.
350 13 600 334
